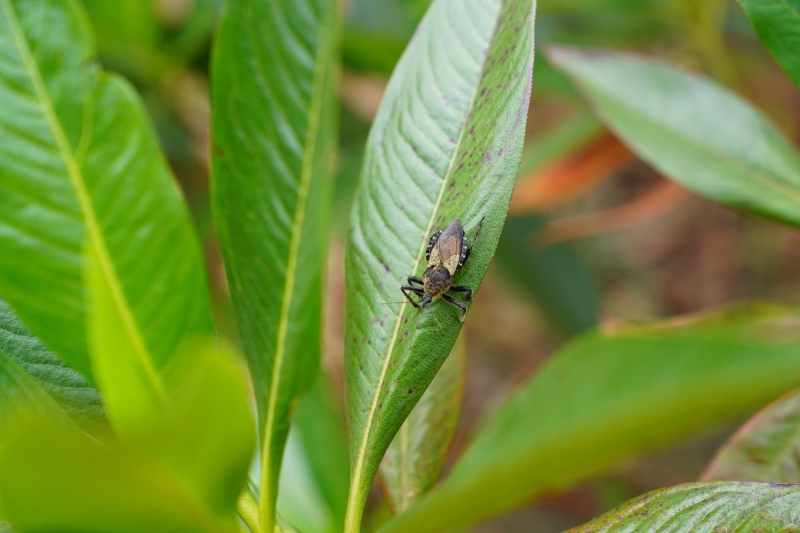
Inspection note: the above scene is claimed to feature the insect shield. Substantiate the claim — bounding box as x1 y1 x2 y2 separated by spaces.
401 217 484 322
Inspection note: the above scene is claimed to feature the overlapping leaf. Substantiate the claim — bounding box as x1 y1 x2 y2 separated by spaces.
568 482 800 532
704 387 800 482
381 304 800 532
0 297 104 429
344 0 536 529
211 0 339 529
380 337 465 513
0 0 213 380
548 46 800 230
738 0 800 89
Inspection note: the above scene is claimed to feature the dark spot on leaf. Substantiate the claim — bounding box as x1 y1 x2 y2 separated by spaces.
213 145 225 158
407 389 413 394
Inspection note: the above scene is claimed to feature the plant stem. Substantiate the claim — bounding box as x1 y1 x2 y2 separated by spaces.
236 484 260 533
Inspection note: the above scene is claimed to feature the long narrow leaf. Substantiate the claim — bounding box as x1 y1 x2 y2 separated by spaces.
0 0 213 380
703 387 800 482
381 304 800 532
0 296 104 429
568 482 800 532
547 46 800 230
344 0 536 529
211 0 339 529
379 337 465 513
737 0 800 89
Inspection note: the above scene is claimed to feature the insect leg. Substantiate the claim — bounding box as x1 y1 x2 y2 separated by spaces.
401 285 425 308
449 285 473 301
408 276 424 286
463 216 485 264
441 293 468 322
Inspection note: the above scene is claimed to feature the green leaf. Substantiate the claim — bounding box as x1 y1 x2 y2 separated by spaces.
547 46 800 229
0 347 254 533
210 0 339 529
0 0 213 381
567 482 800 532
379 336 464 513
277 375 350 533
0 296 105 429
737 0 800 89
344 0 536 528
704 387 800 482
381 304 800 533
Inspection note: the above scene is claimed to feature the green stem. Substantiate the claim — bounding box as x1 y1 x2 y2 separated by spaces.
236 484 261 533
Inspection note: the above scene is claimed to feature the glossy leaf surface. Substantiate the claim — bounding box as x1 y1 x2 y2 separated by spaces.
0 297 104 428
380 336 464 513
344 0 536 528
381 305 800 532
738 0 800 89
568 482 800 532
211 0 338 528
548 46 800 229
704 387 800 482
0 0 213 380
0 349 254 533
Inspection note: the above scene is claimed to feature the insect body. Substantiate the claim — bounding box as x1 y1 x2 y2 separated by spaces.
401 217 484 322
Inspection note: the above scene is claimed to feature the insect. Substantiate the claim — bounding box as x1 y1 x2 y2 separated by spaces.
401 217 484 322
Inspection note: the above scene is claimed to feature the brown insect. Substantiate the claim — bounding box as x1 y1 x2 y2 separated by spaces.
401 217 484 322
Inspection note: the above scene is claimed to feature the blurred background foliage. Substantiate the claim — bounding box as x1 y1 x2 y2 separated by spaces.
79 0 800 530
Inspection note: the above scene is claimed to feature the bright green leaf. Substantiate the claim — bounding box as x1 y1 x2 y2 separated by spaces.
380 337 464 513
567 482 800 532
0 297 104 429
344 0 536 528
211 0 339 529
547 46 800 229
381 304 800 533
0 0 214 380
704 386 800 482
278 375 350 533
0 348 254 533
738 0 800 89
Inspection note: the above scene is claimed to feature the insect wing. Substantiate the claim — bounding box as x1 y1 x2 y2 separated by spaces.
435 220 465 275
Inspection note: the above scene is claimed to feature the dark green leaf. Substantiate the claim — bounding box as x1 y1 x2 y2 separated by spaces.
704 387 800 482
0 0 213 380
211 0 339 528
0 297 104 428
567 482 800 532
380 337 464 513
381 304 800 532
738 0 800 89
548 46 800 229
344 0 536 528
0 348 254 533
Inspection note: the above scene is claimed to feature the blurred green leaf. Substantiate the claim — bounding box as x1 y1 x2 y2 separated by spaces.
0 0 214 381
380 337 464 513
277 376 350 533
381 304 800 532
547 46 800 229
704 387 800 482
0 349 254 533
344 0 536 528
567 482 800 532
496 216 598 334
210 0 339 529
737 0 800 89
0 297 105 429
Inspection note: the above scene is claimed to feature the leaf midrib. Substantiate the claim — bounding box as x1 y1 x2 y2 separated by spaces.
258 0 336 527
2 0 166 401
346 6 502 528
